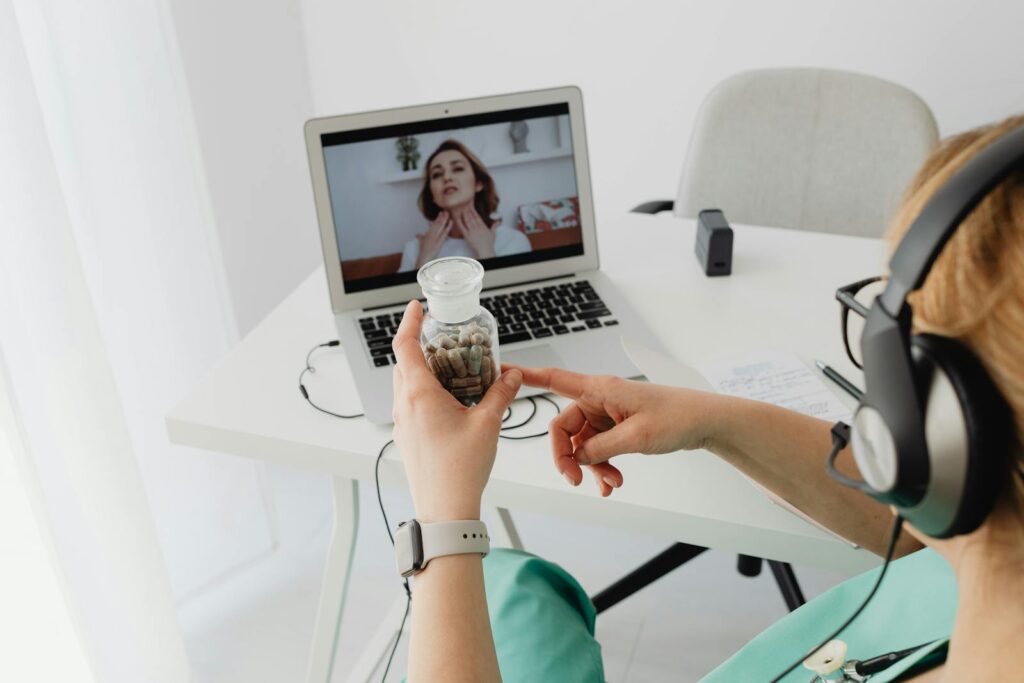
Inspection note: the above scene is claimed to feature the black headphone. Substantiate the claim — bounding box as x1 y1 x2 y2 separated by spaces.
840 123 1024 540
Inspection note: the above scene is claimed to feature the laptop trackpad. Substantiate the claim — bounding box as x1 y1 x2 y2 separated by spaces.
503 344 564 370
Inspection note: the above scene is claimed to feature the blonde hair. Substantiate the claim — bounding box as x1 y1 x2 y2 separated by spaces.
888 114 1024 506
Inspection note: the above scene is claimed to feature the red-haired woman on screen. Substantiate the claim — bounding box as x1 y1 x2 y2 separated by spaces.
399 139 531 271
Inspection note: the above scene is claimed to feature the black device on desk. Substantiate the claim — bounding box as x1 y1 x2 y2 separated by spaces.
695 209 733 276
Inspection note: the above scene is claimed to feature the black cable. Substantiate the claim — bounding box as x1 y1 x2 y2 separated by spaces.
499 393 561 440
500 397 538 431
499 429 550 440
380 597 411 682
824 421 875 494
855 640 935 677
374 437 411 682
769 514 904 682
536 393 561 413
375 439 398 544
298 340 364 419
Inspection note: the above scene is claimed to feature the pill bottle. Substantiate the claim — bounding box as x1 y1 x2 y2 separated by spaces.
417 257 500 406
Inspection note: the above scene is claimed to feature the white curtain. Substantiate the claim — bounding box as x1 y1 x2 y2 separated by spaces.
1 0 296 678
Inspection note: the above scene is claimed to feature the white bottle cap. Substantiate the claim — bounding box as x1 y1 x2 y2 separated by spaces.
417 257 484 324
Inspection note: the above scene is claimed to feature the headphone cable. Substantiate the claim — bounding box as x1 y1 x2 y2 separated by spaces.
769 513 904 682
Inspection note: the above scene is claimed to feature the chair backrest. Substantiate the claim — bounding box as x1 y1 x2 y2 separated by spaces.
676 69 939 237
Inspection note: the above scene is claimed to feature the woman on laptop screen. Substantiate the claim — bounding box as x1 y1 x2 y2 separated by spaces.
399 139 532 271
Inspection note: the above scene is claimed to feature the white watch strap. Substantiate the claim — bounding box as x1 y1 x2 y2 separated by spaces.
420 520 489 567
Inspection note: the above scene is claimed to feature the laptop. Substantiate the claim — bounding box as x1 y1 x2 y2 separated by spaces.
304 86 661 423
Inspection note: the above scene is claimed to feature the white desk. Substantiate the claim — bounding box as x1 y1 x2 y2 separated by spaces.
167 213 886 682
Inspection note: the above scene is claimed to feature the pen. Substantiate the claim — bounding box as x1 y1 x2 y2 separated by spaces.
815 360 864 402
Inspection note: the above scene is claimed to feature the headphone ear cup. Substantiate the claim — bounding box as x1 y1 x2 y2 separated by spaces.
909 334 1014 538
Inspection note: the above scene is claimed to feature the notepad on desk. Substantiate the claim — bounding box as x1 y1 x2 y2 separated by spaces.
621 339 858 547
695 350 853 424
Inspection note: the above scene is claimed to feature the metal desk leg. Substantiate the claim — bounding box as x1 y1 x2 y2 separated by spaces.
490 507 524 550
307 477 359 683
767 560 806 612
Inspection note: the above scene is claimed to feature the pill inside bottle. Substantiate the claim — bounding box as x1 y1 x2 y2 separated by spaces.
417 257 500 406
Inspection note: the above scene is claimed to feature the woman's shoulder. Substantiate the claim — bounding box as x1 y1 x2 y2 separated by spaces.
398 238 420 272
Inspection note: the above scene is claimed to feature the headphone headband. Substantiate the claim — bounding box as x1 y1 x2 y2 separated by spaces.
881 124 1024 316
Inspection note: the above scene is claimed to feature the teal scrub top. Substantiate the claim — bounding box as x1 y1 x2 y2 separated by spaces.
458 546 956 682
702 547 955 682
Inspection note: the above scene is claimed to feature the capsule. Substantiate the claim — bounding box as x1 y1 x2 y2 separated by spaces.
447 348 468 378
481 355 493 385
450 375 482 389
426 353 441 378
468 345 483 375
434 349 455 378
434 334 457 350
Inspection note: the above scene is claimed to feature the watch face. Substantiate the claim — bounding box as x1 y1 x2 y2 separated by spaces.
394 520 423 577
395 541 414 575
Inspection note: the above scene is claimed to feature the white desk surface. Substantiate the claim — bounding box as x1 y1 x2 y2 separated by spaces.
168 213 887 574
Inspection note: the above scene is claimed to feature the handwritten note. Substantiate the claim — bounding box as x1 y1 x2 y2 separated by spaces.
696 351 853 423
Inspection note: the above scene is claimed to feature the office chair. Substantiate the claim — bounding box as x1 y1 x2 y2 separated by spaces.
635 68 938 237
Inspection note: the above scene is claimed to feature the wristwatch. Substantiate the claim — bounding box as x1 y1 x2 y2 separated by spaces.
394 519 490 577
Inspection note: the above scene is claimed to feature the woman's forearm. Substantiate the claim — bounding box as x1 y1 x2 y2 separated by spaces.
408 554 501 683
702 394 922 558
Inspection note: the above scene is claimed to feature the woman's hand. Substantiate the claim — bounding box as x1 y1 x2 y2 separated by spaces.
392 301 522 522
415 211 452 269
512 366 725 497
453 206 497 260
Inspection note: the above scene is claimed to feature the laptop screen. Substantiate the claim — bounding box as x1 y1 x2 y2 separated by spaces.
320 103 583 293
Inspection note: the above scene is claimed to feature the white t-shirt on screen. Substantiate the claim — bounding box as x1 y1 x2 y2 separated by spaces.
398 226 532 272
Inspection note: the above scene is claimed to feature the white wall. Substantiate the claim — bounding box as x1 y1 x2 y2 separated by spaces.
169 0 321 335
161 0 342 604
325 115 575 260
299 0 1024 226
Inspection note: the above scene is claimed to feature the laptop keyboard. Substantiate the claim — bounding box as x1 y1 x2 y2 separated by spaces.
358 279 617 367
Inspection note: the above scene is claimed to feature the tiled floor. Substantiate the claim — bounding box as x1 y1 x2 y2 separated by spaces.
179 463 853 682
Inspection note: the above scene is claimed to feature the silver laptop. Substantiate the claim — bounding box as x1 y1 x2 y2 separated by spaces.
304 86 660 423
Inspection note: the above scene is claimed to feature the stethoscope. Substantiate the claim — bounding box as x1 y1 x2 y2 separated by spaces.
803 639 933 682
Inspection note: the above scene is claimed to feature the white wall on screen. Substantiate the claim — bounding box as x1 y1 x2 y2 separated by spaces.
325 115 577 260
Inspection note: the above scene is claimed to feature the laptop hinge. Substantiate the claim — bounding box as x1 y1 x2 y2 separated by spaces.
482 272 577 293
363 297 426 313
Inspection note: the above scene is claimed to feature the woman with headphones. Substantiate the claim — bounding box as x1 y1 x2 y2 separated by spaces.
389 114 1024 681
